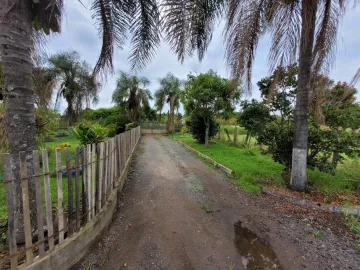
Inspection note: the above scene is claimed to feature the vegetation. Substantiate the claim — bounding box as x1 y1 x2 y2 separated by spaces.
112 71 152 123
182 70 241 147
156 73 182 132
73 122 109 145
49 51 100 126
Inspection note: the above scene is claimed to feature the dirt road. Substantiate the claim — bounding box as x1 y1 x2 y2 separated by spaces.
74 135 359 270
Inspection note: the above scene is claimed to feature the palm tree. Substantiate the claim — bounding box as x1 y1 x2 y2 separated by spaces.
154 89 166 122
0 0 160 241
49 51 100 126
112 71 152 123
162 0 349 191
157 73 182 133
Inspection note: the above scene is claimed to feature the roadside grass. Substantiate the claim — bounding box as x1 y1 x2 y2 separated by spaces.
171 133 359 195
0 135 81 219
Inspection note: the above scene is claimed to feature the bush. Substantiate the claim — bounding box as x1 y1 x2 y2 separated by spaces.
181 125 188 135
187 114 219 143
125 122 136 131
73 122 109 145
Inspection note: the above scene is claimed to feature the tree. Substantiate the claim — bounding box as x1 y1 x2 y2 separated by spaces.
112 71 152 123
154 89 166 122
162 1 350 191
49 51 100 126
156 73 182 132
0 0 161 242
243 68 360 182
183 70 241 147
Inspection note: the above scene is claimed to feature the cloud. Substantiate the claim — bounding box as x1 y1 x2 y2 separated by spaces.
47 2 360 113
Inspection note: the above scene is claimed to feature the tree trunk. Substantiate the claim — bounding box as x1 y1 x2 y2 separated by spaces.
159 110 162 122
234 126 238 142
290 0 317 192
204 118 210 148
170 95 175 133
0 1 38 243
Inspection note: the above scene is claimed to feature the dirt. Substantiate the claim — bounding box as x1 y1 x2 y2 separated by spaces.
73 135 360 270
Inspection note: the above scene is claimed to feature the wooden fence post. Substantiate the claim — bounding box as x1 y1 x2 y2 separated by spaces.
42 150 54 251
65 148 73 236
104 141 108 201
75 147 81 231
3 154 18 269
97 143 103 211
19 151 33 265
91 144 96 218
87 144 91 221
81 146 87 224
32 150 45 256
55 148 64 244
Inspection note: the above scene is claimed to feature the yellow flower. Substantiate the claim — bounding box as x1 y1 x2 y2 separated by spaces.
57 143 71 149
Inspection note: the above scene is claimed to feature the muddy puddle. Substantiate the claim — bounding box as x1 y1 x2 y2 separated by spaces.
234 221 283 270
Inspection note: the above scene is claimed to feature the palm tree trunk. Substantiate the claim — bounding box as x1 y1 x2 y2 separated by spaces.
290 0 318 192
0 1 38 242
170 95 175 133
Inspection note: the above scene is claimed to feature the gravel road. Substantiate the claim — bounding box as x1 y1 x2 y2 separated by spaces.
73 135 359 270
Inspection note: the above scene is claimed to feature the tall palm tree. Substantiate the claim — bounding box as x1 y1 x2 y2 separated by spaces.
162 0 349 191
0 0 160 242
112 71 152 123
157 73 182 133
49 51 100 126
154 89 166 121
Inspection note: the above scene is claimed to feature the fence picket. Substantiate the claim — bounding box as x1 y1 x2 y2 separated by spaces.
32 150 45 256
87 144 92 221
81 146 87 224
112 138 115 188
91 143 96 217
65 148 73 236
121 133 126 172
117 135 121 180
75 147 81 231
19 151 33 264
3 154 18 269
97 143 103 211
55 148 64 244
104 141 108 201
42 150 54 251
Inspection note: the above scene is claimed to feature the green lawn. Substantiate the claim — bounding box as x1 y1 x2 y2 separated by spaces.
0 135 81 218
172 133 359 194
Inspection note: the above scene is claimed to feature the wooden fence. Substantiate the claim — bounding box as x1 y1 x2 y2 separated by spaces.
2 126 141 269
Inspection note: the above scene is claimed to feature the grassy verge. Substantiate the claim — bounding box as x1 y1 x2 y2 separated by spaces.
172 133 359 196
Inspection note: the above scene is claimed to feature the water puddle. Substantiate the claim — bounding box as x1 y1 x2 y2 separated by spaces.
234 221 283 270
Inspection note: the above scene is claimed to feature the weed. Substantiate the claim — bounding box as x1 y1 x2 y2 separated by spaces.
345 214 360 250
312 230 326 239
201 204 213 215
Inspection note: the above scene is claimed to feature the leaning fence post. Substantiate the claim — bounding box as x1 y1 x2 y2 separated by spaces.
42 149 54 251
56 148 64 244
3 154 18 269
19 151 33 264
32 150 45 256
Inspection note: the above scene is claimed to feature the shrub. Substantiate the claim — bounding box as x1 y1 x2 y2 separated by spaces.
187 114 219 143
125 122 136 131
73 122 109 145
180 125 188 135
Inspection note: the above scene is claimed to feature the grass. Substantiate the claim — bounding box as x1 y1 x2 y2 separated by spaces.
345 213 360 250
171 133 360 195
0 134 81 219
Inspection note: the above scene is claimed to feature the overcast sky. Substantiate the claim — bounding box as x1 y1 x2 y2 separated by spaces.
47 1 360 113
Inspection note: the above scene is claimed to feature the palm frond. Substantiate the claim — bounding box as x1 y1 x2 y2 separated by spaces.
91 0 132 76
268 0 302 71
350 67 360 86
128 0 161 71
224 0 267 92
312 0 346 74
162 0 224 62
